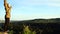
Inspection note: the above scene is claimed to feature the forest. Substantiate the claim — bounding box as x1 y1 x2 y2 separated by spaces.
0 18 60 34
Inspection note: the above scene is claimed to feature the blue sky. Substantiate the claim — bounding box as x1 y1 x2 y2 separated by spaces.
0 0 60 20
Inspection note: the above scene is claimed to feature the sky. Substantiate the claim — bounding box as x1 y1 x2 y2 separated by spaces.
0 0 60 20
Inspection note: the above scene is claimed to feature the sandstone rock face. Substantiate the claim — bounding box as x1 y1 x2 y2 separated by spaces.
4 0 11 18
4 0 12 31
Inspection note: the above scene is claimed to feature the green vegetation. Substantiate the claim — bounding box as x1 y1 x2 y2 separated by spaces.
8 30 13 34
0 18 60 34
23 26 31 34
23 25 36 34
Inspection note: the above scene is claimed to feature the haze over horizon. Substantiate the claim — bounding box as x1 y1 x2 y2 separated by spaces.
0 0 60 20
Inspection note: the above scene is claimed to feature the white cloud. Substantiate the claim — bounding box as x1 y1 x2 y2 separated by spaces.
48 0 60 7
8 0 60 7
15 0 47 5
48 3 60 7
48 0 60 2
19 0 60 7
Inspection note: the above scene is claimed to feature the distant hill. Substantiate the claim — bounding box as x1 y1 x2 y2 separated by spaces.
10 18 60 24
0 18 60 23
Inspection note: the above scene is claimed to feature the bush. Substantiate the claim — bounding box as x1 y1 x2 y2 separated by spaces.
23 25 36 34
8 30 13 34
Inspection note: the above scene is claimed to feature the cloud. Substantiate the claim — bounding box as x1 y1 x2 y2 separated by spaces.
47 0 60 7
14 0 47 5
48 3 60 7
48 0 60 2
17 0 60 7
